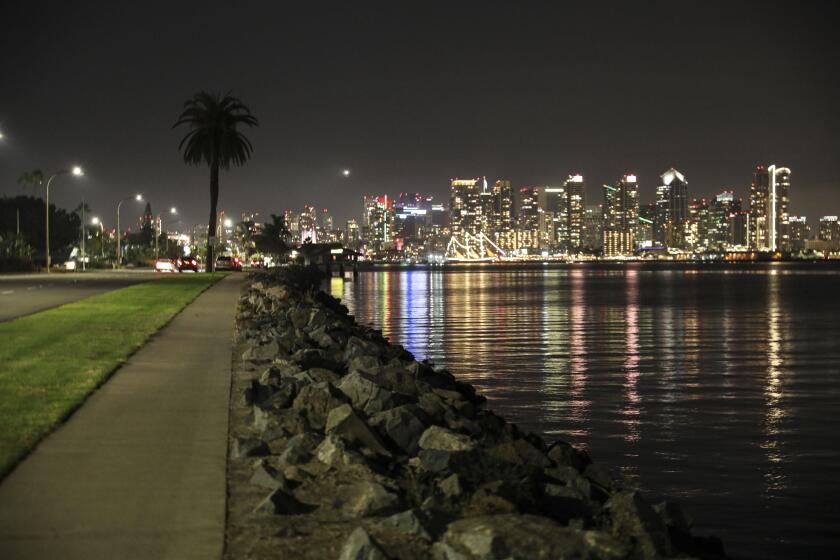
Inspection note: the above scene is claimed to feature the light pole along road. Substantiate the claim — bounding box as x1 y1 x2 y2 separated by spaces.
116 194 143 268
45 166 84 273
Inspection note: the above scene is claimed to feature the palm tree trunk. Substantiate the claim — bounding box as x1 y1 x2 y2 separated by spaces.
208 158 219 273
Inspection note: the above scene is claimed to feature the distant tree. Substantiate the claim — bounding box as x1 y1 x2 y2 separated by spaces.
174 91 258 271
17 169 45 192
0 195 80 263
255 214 290 258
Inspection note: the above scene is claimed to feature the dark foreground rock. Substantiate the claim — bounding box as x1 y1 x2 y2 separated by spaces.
225 267 727 560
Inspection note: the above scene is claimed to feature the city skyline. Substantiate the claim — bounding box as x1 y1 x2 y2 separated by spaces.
2 1 839 227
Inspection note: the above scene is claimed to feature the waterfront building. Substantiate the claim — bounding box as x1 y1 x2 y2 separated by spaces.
363 195 395 249
298 205 318 244
655 168 689 248
638 203 656 248
686 198 712 251
709 191 742 250
450 178 481 239
749 164 791 251
491 179 515 250
788 216 809 252
582 205 604 253
516 187 540 250
602 174 639 257
345 219 360 244
539 186 565 249
730 210 750 248
818 215 840 245
566 174 586 253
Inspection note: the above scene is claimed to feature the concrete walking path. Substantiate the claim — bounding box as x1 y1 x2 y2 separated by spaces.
0 273 245 559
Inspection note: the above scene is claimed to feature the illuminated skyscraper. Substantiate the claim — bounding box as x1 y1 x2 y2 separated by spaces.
298 205 318 243
749 164 791 251
565 174 586 253
491 179 515 249
788 216 808 252
516 187 540 250
450 178 481 238
709 191 742 250
655 168 689 248
818 216 840 244
363 195 395 248
537 174 585 253
582 205 604 253
602 174 639 257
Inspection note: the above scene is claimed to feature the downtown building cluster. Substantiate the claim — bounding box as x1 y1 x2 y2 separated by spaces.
273 165 840 262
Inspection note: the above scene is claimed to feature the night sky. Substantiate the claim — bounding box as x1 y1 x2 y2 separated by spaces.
1 0 838 228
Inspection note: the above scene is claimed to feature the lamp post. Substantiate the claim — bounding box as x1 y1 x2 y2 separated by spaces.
116 194 143 268
45 166 84 273
155 206 178 258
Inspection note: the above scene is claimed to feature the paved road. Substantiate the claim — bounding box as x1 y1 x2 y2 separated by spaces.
0 270 157 322
0 274 244 560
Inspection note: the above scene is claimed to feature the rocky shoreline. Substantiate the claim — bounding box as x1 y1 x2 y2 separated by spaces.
225 267 727 559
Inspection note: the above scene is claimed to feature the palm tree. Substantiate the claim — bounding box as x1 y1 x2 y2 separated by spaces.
174 91 258 271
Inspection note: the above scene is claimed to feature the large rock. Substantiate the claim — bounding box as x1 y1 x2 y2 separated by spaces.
326 404 391 457
332 480 402 517
292 382 349 430
337 371 402 415
440 514 627 560
344 336 384 361
338 527 388 560
315 433 367 467
418 426 476 452
605 491 672 558
547 440 591 472
252 488 317 515
241 340 280 362
276 433 319 467
369 405 428 455
377 508 432 540
486 439 551 469
232 436 269 459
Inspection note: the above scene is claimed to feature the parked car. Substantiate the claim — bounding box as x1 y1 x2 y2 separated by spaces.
215 255 242 271
154 258 176 272
176 255 200 272
249 257 264 269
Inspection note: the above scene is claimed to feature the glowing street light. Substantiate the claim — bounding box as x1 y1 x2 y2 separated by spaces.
342 169 351 177
45 166 84 273
116 194 143 267
223 218 233 228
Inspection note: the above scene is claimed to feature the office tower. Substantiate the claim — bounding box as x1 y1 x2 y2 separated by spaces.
582 205 604 253
709 191 742 250
450 178 481 238
284 209 299 237
491 179 515 249
602 174 639 257
320 208 334 232
539 186 566 249
818 216 840 243
478 176 494 236
363 195 395 248
788 216 808 252
655 168 689 248
638 203 656 248
730 210 749 248
345 219 360 244
537 174 585 253
516 187 540 250
686 198 712 251
298 205 318 244
749 165 791 251
565 174 586 253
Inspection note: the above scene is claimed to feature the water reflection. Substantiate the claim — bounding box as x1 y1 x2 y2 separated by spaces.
338 265 840 559
762 271 787 495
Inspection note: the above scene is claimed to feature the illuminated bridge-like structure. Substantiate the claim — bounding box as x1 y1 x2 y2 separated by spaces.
445 232 506 262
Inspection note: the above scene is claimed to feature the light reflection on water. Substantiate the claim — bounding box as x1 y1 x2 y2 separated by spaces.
333 264 840 559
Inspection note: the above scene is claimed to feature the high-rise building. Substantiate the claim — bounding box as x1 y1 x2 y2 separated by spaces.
362 195 395 249
686 198 712 251
788 216 809 252
818 216 840 243
450 178 481 239
638 204 656 248
709 191 742 250
749 165 791 251
655 168 689 248
566 174 586 253
345 219 360 244
602 174 639 257
491 179 515 249
582 205 604 253
516 187 540 250
298 205 318 244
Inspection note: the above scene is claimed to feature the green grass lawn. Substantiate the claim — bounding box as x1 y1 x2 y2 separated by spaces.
0 273 227 477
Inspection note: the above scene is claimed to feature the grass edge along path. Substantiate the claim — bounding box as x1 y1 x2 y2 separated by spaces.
0 273 228 479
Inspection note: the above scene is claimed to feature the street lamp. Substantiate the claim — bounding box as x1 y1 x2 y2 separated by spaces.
91 217 105 258
45 166 84 273
342 169 351 177
116 194 143 268
157 206 178 257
